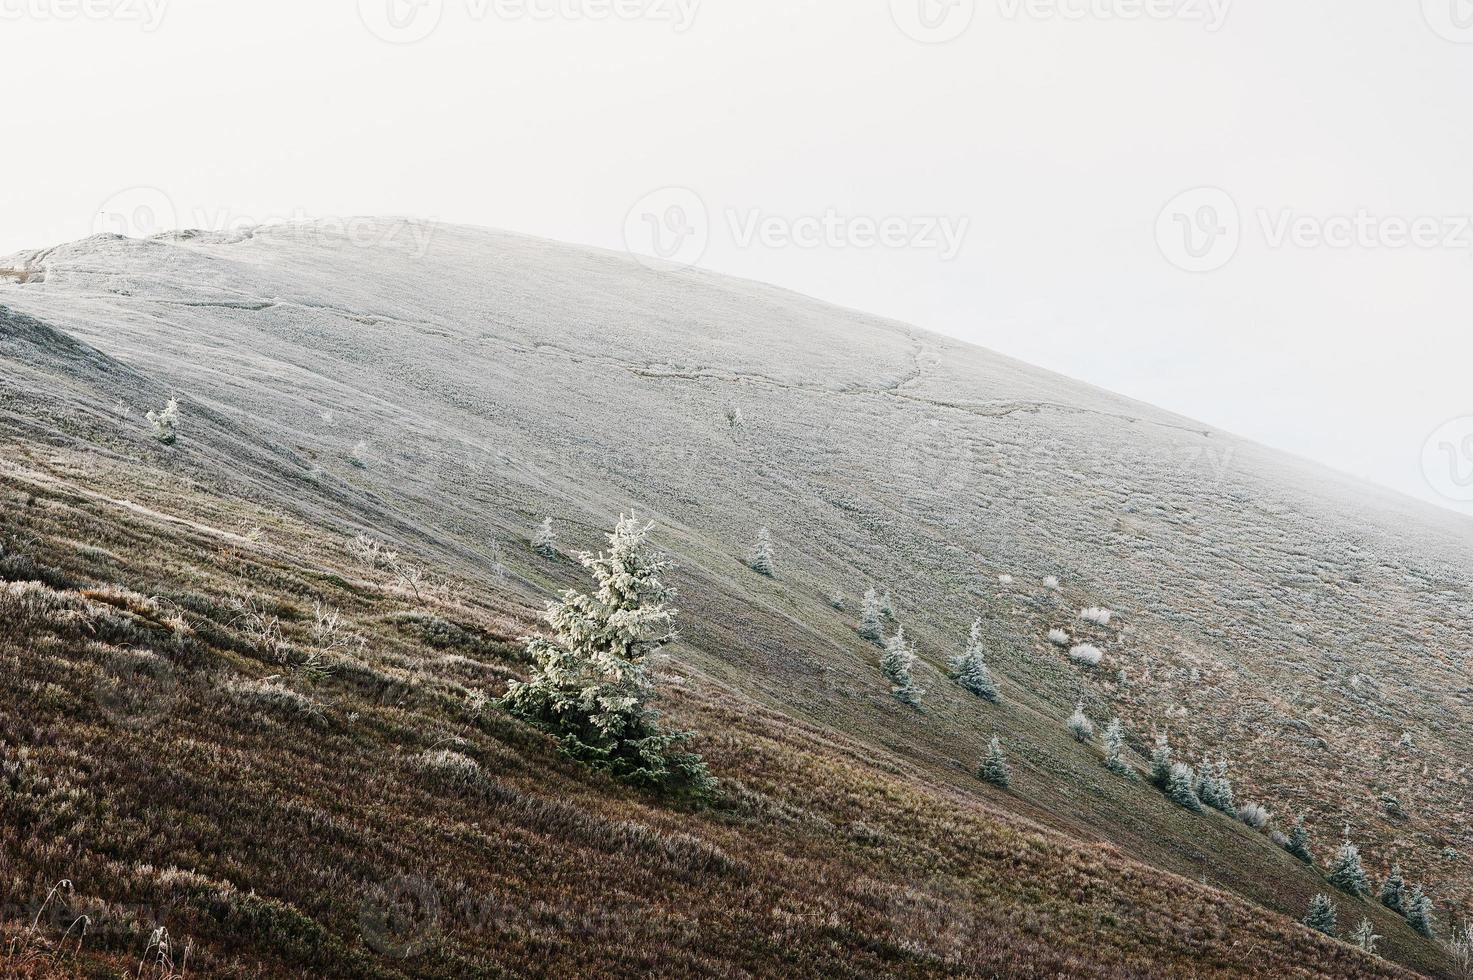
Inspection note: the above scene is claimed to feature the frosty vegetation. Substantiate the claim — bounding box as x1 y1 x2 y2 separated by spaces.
749 528 774 577
531 517 557 558
502 516 712 793
1068 643 1103 668
859 588 884 643
1079 607 1112 626
951 619 999 702
880 626 923 707
1066 704 1094 743
146 397 180 445
978 735 1010 788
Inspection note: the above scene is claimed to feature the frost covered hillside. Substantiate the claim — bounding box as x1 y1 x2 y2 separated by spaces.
1 220 1470 977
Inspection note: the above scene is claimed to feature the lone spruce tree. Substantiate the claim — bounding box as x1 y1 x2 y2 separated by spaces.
952 619 999 703
978 736 1011 788
859 589 884 643
1305 894 1338 937
1379 864 1406 913
1327 828 1372 897
502 516 711 793
749 528 774 577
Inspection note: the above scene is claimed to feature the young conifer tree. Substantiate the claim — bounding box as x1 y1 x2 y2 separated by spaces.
1285 815 1314 863
859 588 884 643
1327 828 1372 897
880 627 923 707
1149 731 1173 788
952 619 999 703
1103 717 1133 777
978 736 1011 788
1305 894 1338 937
1379 864 1406 913
531 517 558 558
1405 885 1434 937
502 515 711 792
749 528 775 577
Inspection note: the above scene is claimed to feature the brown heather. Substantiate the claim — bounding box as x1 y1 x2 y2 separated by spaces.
0 444 1433 979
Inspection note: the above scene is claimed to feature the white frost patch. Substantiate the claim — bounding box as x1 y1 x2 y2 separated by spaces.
1080 607 1113 626
1069 644 1104 667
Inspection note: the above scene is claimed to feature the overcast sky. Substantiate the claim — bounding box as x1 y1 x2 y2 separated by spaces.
4 0 1472 516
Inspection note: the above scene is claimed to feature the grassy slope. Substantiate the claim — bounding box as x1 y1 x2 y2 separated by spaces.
1 224 1468 976
0 437 1426 978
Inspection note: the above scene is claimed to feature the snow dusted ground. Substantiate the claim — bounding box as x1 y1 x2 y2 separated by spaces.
4 219 1472 924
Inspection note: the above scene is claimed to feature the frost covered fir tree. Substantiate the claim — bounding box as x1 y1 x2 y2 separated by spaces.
1327 828 1372 897
1149 731 1173 788
1285 815 1314 863
859 588 884 643
1305 894 1338 937
952 620 999 703
978 736 1011 788
1379 864 1406 913
1167 763 1204 812
1405 885 1434 937
1349 917 1380 955
531 517 557 558
1103 717 1133 777
880 627 924 707
1066 704 1094 743
749 528 774 577
501 516 711 793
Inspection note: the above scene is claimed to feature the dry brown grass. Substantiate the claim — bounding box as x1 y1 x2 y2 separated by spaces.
0 443 1443 977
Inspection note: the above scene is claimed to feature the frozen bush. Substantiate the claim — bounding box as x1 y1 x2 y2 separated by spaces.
1066 704 1094 743
1080 607 1113 626
1237 802 1270 829
1047 628 1070 647
146 398 180 445
1068 644 1103 667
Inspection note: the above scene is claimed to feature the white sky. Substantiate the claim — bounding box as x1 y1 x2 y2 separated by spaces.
4 0 1473 516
